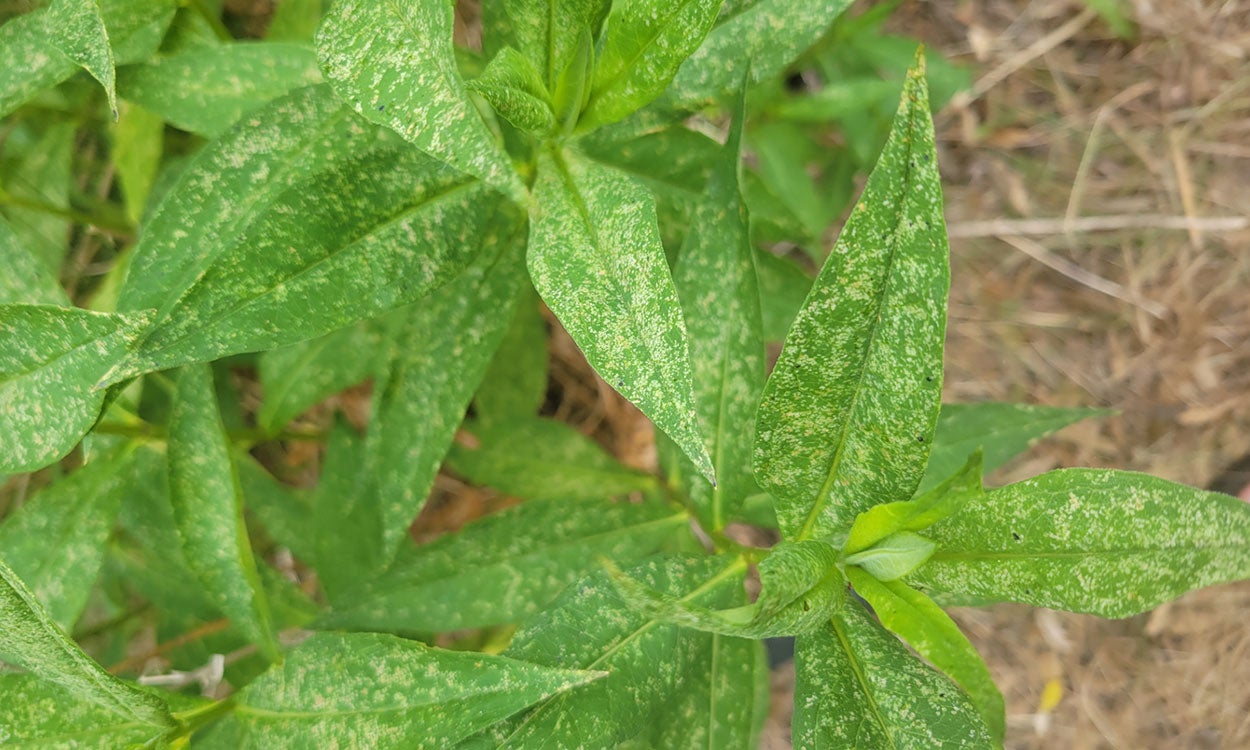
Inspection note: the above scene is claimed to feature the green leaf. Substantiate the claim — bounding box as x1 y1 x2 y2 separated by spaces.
0 117 74 273
316 0 524 199
209 632 603 748
468 46 555 135
911 468 1250 618
649 634 768 750
318 496 688 633
168 364 280 660
846 569 1006 744
754 247 812 342
504 0 610 92
0 0 176 118
919 402 1107 495
0 556 174 729
108 85 504 383
846 451 983 555
578 0 723 131
473 283 548 426
117 42 323 138
662 0 853 109
844 531 936 582
0 304 152 473
109 101 164 225
448 418 657 502
0 673 176 749
753 50 948 541
768 78 903 123
666 78 763 530
256 317 391 434
0 445 133 630
462 555 745 748
794 598 995 749
609 540 845 638
529 148 713 483
267 0 323 42
0 215 68 306
44 0 117 116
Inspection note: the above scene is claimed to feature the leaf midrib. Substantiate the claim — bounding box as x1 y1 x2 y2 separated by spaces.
583 0 703 116
830 615 897 750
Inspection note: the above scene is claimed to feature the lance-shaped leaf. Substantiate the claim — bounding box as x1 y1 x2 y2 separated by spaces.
0 674 181 748
448 418 657 502
0 305 152 473
504 0 610 92
919 402 1107 495
202 632 603 748
0 216 68 306
1 117 74 273
461 555 745 748
910 468 1250 618
316 0 523 199
117 42 323 138
256 316 392 434
662 0 853 110
665 76 763 530
44 0 117 115
846 451 983 555
0 444 134 630
754 247 813 342
649 631 769 750
529 149 713 483
0 557 174 729
847 569 1005 744
167 364 280 660
0 0 175 118
753 51 948 541
318 496 688 633
610 540 845 638
110 101 163 225
577 0 723 131
108 85 502 384
468 46 555 135
794 598 995 749
473 283 548 425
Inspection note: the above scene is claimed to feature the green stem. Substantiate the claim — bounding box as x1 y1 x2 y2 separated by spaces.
0 189 133 237
172 697 237 735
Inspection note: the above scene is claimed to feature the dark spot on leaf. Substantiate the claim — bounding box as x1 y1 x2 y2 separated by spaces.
801 600 811 612
616 379 624 388
377 104 386 111
916 435 925 443
925 375 934 382
1012 531 1022 541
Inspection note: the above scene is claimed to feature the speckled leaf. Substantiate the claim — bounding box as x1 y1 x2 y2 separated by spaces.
44 0 117 115
109 101 163 224
318 496 688 633
473 284 547 426
316 0 523 199
448 418 658 501
0 0 175 118
213 632 603 749
910 468 1250 618
794 599 995 749
846 451 983 555
460 554 745 748
0 117 74 272
504 0 610 91
649 630 769 750
577 0 723 131
0 216 67 306
666 79 762 530
117 42 323 137
256 317 391 434
662 0 853 109
0 557 174 729
0 445 133 630
609 540 844 638
919 402 1107 495
0 674 176 749
108 85 502 383
167 364 280 659
846 569 1005 744
0 304 152 473
468 46 555 135
529 149 713 483
753 52 948 542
